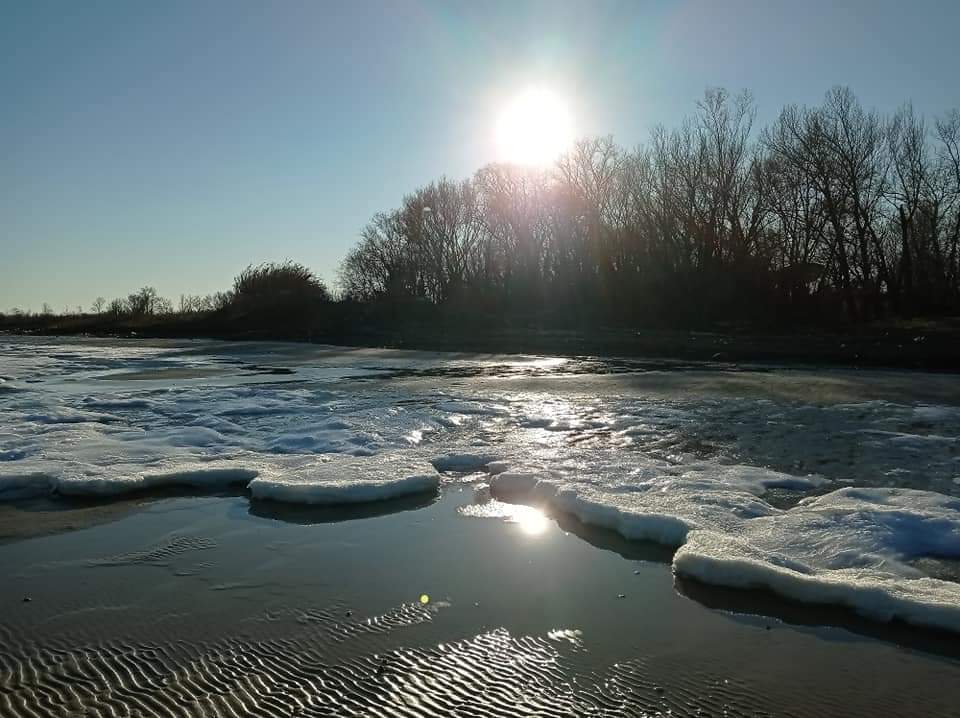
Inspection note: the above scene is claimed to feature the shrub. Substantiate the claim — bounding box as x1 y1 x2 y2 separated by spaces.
230 262 329 315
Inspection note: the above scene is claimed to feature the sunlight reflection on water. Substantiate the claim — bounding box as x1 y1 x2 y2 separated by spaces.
458 498 549 536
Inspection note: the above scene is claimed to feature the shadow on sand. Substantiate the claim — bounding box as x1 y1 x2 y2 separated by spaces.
0 485 439 543
247 490 438 524
535 500 960 661
675 575 960 661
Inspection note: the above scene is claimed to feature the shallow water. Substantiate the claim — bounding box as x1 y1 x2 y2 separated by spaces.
3 489 960 716
2 336 960 714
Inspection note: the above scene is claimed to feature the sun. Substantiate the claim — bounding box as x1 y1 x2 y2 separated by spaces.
496 87 574 167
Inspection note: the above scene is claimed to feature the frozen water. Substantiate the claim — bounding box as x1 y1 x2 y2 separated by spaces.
674 488 960 631
2 336 960 629
248 454 439 504
431 453 502 472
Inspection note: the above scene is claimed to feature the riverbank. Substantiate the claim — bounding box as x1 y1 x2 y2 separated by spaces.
4 312 960 371
3 487 960 716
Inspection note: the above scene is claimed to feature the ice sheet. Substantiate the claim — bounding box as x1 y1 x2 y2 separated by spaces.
2 336 960 629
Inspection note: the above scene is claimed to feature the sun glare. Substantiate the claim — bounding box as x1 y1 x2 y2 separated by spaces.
509 504 549 536
496 88 574 166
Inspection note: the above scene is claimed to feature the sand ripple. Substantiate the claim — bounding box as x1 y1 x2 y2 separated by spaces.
0 604 792 717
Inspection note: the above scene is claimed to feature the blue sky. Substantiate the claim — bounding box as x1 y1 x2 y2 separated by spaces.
3 0 959 311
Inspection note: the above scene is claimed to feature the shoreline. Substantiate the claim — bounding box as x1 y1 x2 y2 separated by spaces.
3 487 959 716
4 319 960 372
5 480 960 656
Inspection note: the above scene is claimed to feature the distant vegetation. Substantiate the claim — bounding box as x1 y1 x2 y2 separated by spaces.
0 262 328 336
3 88 960 367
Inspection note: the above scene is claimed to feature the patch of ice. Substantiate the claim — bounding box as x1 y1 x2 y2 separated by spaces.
864 430 958 445
2 451 440 504
674 488 960 632
248 454 439 505
158 426 230 448
267 428 379 456
437 400 509 416
22 408 120 424
431 453 501 473
56 465 258 497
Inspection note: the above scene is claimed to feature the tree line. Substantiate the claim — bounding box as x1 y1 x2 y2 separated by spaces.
340 88 960 325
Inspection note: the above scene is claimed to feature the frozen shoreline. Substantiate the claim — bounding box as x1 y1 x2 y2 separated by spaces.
2 335 959 636
5 319 960 372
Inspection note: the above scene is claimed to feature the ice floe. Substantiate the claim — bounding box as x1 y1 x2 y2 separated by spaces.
431 453 502 473
1 454 440 504
248 454 439 504
675 488 960 631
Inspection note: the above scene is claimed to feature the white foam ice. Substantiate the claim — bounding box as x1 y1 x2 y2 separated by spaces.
0 461 258 499
675 488 960 631
2 453 440 504
57 464 261 497
247 454 439 504
431 453 502 473
490 460 822 546
267 424 381 456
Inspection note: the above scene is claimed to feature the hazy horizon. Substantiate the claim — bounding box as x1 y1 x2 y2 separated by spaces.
4 0 960 311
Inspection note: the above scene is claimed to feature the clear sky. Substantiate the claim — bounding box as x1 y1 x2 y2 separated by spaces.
3 0 959 311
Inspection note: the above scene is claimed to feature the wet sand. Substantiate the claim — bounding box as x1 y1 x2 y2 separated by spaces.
2 487 959 717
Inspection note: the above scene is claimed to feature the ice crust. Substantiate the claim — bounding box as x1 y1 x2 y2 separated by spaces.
431 453 501 472
3 336 960 631
248 455 439 504
1 455 439 503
